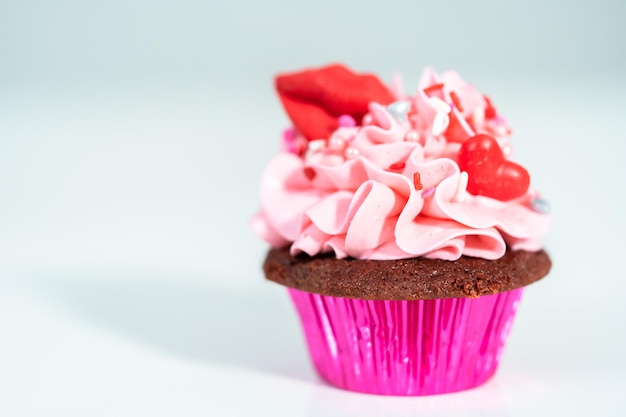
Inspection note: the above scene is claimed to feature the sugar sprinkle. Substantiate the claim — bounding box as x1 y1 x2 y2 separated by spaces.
413 172 423 190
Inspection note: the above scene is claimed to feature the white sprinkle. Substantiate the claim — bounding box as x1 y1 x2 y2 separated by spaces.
328 137 345 151
429 96 452 114
404 129 420 142
431 113 450 136
345 146 360 159
472 107 485 127
453 171 469 203
308 139 326 153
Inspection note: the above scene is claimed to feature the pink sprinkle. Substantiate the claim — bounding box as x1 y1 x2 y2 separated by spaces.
282 127 296 142
362 114 373 125
421 187 435 198
282 128 298 154
493 116 507 125
338 115 356 127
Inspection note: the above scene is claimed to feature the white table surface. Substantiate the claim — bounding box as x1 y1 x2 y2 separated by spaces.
1 76 625 416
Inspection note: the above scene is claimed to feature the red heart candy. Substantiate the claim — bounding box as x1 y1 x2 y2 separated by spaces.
275 64 395 141
458 134 530 201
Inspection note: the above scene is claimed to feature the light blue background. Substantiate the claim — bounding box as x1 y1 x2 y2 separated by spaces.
1 0 625 89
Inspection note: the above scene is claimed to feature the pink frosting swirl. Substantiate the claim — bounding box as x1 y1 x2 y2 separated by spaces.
251 68 550 261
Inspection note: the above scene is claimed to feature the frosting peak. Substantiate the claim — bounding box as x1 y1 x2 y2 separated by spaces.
252 64 550 261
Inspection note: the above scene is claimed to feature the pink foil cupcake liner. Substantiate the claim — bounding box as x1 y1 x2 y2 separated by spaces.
288 287 523 396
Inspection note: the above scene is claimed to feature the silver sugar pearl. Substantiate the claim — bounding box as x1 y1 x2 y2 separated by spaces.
530 197 550 213
386 101 411 123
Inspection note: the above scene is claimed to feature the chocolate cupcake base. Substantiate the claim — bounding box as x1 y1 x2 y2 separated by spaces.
264 248 551 300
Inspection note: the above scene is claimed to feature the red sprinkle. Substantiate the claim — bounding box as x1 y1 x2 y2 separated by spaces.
413 172 423 190
296 142 307 156
388 161 405 171
484 95 497 119
423 83 445 95
450 91 464 113
303 167 316 181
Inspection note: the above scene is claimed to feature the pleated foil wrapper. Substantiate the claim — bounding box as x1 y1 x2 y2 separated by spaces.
288 287 523 396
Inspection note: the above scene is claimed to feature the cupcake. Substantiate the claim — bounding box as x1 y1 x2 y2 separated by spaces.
251 64 551 396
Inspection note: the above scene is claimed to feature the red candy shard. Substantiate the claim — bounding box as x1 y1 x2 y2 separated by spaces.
449 91 463 113
423 83 445 95
445 110 472 143
484 95 497 119
275 64 395 141
389 161 405 170
303 166 317 181
458 134 530 201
